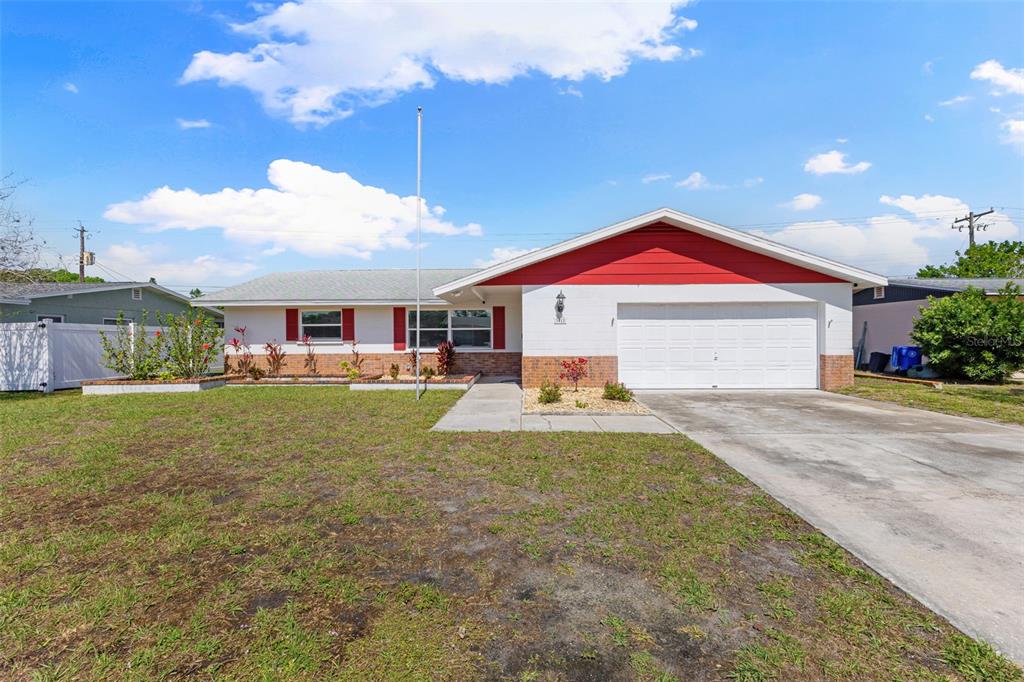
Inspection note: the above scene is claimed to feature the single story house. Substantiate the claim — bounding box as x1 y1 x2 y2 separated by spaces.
0 280 222 325
852 277 1023 362
198 208 886 389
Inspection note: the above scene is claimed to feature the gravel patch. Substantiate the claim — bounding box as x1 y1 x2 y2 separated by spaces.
522 387 649 414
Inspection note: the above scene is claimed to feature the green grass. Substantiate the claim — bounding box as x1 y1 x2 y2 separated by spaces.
836 376 1024 425
0 387 1019 680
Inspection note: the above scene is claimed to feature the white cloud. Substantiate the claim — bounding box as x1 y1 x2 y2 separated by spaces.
63 82 79 94
98 242 259 284
922 60 934 76
924 114 935 123
803 150 872 175
642 173 671 184
181 1 696 125
878 193 967 222
970 59 1024 95
473 246 537 268
1001 119 1024 150
176 118 212 129
760 193 1019 274
104 159 482 259
681 47 703 60
938 94 972 107
675 171 718 190
743 176 764 188
835 137 848 144
558 85 584 98
780 193 822 211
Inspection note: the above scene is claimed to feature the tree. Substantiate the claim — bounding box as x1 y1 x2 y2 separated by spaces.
0 267 104 283
910 283 1024 382
916 241 1024 278
0 174 45 281
189 287 204 299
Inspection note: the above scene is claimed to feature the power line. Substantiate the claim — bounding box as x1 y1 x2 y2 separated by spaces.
951 208 995 247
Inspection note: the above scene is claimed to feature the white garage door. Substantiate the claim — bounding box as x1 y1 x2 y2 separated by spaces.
617 303 818 389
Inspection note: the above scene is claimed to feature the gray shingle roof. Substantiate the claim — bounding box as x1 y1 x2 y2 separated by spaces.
888 277 1023 293
0 281 154 301
197 269 479 305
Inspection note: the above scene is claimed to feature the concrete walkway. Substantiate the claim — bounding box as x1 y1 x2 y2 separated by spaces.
431 379 676 433
640 389 1024 664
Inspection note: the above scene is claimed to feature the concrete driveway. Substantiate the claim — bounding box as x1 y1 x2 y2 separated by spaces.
639 390 1024 663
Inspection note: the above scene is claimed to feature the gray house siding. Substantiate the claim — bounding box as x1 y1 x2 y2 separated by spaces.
853 285 955 307
0 288 202 324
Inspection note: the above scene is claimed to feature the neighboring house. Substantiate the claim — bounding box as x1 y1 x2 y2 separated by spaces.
198 208 886 390
0 281 222 325
852 278 1023 362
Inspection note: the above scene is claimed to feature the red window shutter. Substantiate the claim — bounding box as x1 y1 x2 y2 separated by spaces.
492 306 506 350
342 308 355 342
285 308 299 341
393 307 407 350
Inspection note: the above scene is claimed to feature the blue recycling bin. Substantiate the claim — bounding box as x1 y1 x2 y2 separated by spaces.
891 345 922 371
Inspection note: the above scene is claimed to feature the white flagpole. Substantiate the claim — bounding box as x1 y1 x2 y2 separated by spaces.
415 106 423 400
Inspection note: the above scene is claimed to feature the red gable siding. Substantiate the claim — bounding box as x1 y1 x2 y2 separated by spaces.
480 223 842 285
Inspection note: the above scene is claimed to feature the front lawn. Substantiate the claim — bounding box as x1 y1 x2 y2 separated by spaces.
1 388 1019 680
836 376 1024 426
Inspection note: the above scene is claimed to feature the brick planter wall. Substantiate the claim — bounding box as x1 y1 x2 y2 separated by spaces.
521 356 618 388
236 352 521 378
819 354 854 390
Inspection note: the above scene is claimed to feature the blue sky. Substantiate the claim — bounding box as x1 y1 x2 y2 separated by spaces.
3 1 1023 293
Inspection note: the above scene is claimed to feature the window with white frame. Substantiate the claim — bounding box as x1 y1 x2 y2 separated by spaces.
36 314 64 323
408 309 491 349
301 310 342 339
873 286 885 300
131 287 143 301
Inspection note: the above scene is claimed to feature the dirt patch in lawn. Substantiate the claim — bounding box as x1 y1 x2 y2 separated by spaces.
523 386 650 414
1 388 1019 681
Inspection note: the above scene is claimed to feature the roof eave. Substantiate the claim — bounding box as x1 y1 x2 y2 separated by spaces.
192 298 449 307
433 208 887 295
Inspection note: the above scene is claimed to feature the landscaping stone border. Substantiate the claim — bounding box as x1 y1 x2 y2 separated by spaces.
350 373 479 391
82 376 226 395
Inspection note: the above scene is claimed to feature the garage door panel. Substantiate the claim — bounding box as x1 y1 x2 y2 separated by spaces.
617 302 818 389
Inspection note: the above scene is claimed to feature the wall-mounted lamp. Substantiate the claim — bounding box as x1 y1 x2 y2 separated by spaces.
554 290 566 324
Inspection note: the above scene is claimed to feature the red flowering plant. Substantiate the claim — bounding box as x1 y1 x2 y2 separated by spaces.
227 326 254 377
300 334 319 375
436 340 455 377
161 309 222 379
558 357 589 392
264 340 287 376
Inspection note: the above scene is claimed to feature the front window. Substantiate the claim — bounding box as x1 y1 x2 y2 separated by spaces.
408 309 491 349
451 309 491 348
301 310 342 339
37 314 64 323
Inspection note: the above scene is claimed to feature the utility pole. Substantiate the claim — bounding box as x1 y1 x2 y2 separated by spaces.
952 208 994 247
77 222 87 282
75 222 94 281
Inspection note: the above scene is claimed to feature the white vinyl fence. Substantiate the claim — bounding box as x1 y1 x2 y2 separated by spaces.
0 322 169 392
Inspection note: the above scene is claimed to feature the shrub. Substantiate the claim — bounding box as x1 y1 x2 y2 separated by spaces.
388 363 400 380
98 311 165 380
422 366 436 379
558 357 589 391
603 381 633 402
339 361 360 381
436 340 455 376
264 340 286 376
575 399 588 409
538 381 562 404
226 326 254 377
247 365 265 381
349 339 364 377
300 334 319 375
911 283 1024 382
161 309 222 379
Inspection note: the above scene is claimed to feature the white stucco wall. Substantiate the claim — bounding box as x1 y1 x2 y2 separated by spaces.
223 298 522 355
852 299 929 357
521 283 854 357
